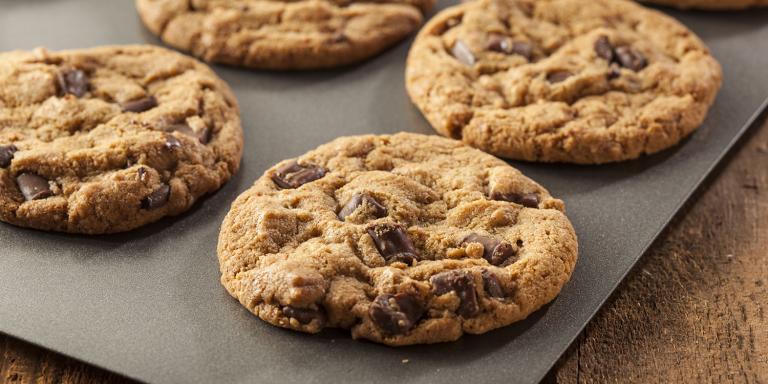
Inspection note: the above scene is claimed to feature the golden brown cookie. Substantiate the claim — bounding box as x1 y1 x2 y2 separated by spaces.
217 133 577 346
136 0 434 70
406 0 723 164
0 45 243 234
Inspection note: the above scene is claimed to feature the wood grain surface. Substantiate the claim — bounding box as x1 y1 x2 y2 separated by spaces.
2 119 767 384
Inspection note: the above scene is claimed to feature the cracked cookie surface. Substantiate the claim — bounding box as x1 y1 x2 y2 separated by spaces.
642 0 768 9
405 0 722 164
217 133 577 346
0 45 243 234
136 0 434 70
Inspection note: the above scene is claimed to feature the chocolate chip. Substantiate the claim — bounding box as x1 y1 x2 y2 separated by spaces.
141 184 170 209
482 270 505 298
164 135 182 150
122 96 158 113
614 46 647 72
430 270 479 317
452 39 475 66
0 145 17 168
283 306 323 325
137 167 147 182
271 161 327 189
546 70 572 84
487 34 511 53
490 191 540 208
16 173 53 201
367 224 419 265
511 41 533 61
198 126 212 144
369 293 424 335
338 193 388 221
58 69 89 97
487 35 533 61
608 63 622 80
594 35 614 61
462 233 516 266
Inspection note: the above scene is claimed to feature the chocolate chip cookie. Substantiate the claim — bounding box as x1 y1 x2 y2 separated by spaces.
0 45 243 234
406 0 722 164
642 0 768 9
136 0 434 70
217 133 577 345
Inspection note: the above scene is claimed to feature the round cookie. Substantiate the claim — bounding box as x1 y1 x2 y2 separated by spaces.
217 133 577 346
406 0 722 164
0 45 243 234
136 0 434 70
642 0 768 9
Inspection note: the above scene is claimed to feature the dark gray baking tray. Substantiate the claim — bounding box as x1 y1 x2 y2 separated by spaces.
1 1 767 383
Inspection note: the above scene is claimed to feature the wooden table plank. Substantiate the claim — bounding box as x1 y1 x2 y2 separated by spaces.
548 119 768 383
3 119 767 384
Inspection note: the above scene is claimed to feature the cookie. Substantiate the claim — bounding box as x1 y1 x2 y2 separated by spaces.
0 45 243 234
217 133 577 346
136 0 434 70
405 0 722 164
642 0 768 9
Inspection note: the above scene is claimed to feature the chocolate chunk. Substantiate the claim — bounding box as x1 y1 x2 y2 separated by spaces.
452 40 475 66
594 35 614 61
198 126 212 144
283 306 323 325
614 46 647 72
58 69 89 97
122 96 158 113
462 233 517 266
16 173 53 201
141 184 170 209
482 270 505 298
338 193 388 221
430 270 479 317
487 35 533 61
608 63 622 80
0 145 17 168
369 293 424 335
271 161 327 189
490 191 540 208
517 193 540 208
511 41 533 61
164 135 182 150
546 70 572 84
487 34 511 53
137 167 147 182
367 224 419 265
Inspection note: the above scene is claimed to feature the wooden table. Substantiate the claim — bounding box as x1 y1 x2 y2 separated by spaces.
2 120 766 384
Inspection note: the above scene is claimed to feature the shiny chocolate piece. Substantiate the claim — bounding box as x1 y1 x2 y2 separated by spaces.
141 184 170 209
369 293 424 335
121 96 158 113
430 270 479 317
366 224 419 265
271 161 327 189
0 145 17 168
58 69 89 97
338 193 388 221
17 173 53 201
462 233 517 266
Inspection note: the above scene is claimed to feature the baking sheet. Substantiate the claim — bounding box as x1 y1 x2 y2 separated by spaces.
1 1 767 383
